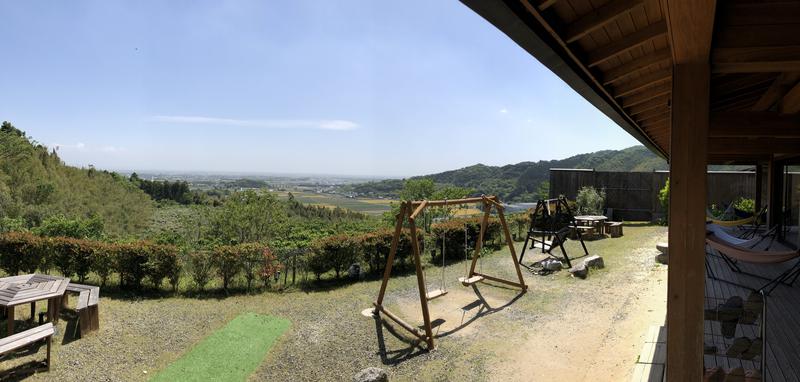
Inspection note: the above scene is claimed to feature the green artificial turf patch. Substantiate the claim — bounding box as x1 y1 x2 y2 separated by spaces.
151 313 290 382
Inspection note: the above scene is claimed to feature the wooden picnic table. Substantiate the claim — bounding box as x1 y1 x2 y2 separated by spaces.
574 215 609 235
0 274 70 336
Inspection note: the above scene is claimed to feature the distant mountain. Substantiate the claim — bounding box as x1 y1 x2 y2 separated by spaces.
346 146 667 202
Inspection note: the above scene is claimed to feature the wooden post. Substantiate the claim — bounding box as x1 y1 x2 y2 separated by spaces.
666 62 709 380
496 206 527 290
6 305 13 335
30 302 35 323
754 162 763 213
767 159 784 230
376 203 408 306
468 200 492 276
408 209 435 349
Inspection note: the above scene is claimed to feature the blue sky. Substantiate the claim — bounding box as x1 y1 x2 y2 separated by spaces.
0 0 639 177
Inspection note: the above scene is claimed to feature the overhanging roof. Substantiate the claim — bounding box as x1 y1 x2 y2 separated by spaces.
461 0 800 164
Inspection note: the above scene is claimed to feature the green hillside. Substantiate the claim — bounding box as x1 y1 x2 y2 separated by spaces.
0 122 154 237
347 146 668 201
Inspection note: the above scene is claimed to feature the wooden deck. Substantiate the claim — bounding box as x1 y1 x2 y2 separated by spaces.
705 240 800 382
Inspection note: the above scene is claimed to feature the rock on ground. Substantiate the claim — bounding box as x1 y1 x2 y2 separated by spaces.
569 263 588 279
656 242 668 255
354 367 388 382
584 255 604 269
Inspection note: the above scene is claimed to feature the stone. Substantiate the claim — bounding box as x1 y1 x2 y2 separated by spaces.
353 367 388 382
583 255 604 269
543 259 563 271
655 253 668 265
656 242 668 255
348 263 361 279
569 263 588 279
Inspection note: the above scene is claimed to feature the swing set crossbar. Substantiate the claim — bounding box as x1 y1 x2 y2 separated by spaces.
372 195 527 350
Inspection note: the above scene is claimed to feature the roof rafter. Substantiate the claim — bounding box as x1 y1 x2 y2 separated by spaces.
564 0 645 43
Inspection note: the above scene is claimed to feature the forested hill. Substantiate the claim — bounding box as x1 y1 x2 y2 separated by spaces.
346 146 667 202
0 122 154 236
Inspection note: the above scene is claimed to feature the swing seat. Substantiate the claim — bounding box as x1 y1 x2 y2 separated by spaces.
459 275 484 286
425 289 448 300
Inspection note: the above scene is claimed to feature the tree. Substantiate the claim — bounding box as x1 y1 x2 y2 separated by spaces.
575 186 606 215
399 178 436 201
211 190 287 244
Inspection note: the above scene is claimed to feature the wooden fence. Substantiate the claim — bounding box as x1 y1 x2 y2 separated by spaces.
548 169 775 222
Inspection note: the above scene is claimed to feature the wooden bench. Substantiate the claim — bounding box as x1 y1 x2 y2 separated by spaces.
62 283 100 337
0 322 54 372
606 221 624 238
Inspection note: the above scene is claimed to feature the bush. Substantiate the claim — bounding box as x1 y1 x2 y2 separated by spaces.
259 247 282 287
313 235 359 279
576 186 606 215
145 243 180 290
306 249 331 280
235 243 269 291
188 251 214 291
658 178 669 225
33 215 104 239
0 231 44 275
211 245 241 292
115 242 150 289
733 197 755 215
92 242 116 286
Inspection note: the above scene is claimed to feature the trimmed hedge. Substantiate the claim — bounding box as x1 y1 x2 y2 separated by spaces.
0 232 181 290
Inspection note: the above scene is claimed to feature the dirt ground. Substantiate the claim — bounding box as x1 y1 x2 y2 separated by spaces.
0 224 668 382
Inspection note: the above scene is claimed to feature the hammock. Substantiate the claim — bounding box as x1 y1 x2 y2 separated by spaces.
706 224 764 248
706 233 800 294
707 215 756 227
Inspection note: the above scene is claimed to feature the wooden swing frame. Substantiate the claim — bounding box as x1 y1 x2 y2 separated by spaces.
372 195 527 349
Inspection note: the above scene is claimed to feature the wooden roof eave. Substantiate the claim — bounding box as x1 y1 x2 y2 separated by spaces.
460 0 668 160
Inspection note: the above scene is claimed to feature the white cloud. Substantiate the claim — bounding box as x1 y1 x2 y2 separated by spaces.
52 142 86 150
101 145 126 153
148 115 359 131
499 108 508 114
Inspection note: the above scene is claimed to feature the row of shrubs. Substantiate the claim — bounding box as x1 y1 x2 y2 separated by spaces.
306 217 508 280
0 232 281 292
0 215 519 291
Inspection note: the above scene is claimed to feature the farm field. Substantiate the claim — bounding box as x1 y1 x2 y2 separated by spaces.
274 191 393 216
1 224 667 381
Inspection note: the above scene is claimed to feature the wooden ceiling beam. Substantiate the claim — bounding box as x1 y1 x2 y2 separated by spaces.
716 25 800 49
663 0 717 63
640 112 669 125
709 138 800 155
752 73 800 111
613 69 672 98
637 107 671 121
779 81 800 114
628 94 671 115
710 112 800 138
712 46 800 73
719 1 800 26
564 0 645 43
586 21 667 67
621 82 672 108
712 73 775 97
538 0 559 11
603 48 672 85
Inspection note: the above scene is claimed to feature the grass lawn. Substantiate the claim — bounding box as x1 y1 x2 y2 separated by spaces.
0 224 667 382
150 313 290 382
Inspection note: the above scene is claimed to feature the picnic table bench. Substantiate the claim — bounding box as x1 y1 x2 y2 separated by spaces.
0 322 54 371
62 283 100 337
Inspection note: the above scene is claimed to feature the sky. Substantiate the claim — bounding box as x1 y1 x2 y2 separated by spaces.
0 0 640 177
